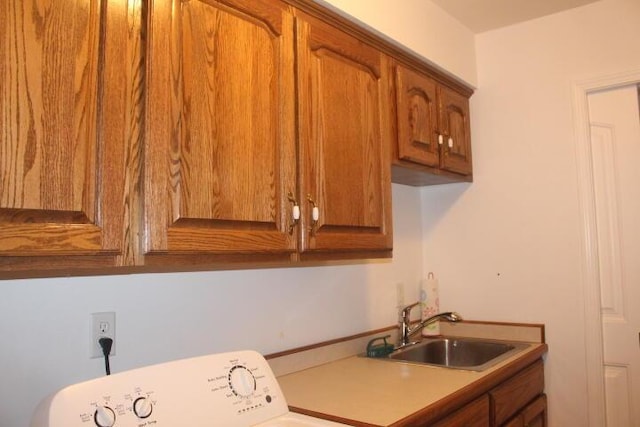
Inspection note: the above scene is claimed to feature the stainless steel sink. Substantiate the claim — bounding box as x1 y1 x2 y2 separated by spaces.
387 337 530 371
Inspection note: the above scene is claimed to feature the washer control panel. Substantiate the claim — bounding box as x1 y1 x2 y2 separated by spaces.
31 351 290 426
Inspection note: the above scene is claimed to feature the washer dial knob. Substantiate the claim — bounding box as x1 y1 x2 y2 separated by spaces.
133 396 153 419
228 366 256 398
94 406 116 427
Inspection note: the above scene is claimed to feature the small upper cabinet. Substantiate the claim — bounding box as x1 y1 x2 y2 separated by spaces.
439 85 472 175
393 64 472 186
395 65 440 168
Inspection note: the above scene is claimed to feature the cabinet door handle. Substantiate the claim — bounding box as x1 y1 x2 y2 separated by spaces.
287 192 299 235
307 195 319 235
448 137 454 148
438 134 444 145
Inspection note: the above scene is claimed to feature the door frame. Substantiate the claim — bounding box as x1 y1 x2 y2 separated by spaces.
572 68 640 427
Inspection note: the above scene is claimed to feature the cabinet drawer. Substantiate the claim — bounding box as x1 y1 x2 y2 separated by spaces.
432 394 490 427
501 394 547 427
521 394 547 427
491 361 545 425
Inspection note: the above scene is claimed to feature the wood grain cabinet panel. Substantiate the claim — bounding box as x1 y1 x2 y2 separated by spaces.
439 85 472 175
3 0 467 276
393 64 472 185
395 65 440 168
432 395 490 427
490 360 545 426
426 359 545 427
295 11 393 254
502 394 547 427
0 0 132 269
144 0 298 258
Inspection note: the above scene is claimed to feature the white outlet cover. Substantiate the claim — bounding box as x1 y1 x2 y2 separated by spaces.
91 312 116 358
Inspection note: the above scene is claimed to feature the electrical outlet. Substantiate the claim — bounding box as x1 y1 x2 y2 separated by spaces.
91 312 116 358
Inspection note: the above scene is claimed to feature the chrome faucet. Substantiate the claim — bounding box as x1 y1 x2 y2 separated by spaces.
397 302 462 349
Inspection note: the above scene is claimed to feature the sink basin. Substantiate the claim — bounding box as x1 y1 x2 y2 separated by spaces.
387 337 530 371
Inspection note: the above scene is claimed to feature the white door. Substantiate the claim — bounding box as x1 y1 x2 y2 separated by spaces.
588 84 640 427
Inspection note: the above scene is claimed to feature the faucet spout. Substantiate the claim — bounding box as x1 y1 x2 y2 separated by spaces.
407 312 463 337
397 303 462 349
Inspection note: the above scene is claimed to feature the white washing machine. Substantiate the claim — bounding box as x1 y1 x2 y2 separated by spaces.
31 350 347 427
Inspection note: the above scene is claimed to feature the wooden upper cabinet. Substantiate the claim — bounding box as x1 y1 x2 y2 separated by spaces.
394 64 472 184
0 0 128 265
439 85 472 175
295 12 393 254
144 0 298 258
395 65 440 168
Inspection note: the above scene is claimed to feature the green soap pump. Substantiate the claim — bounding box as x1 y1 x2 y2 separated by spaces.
366 335 395 358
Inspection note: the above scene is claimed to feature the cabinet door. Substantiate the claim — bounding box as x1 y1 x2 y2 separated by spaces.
439 86 472 175
501 395 547 427
491 361 545 426
145 0 297 258
1 0 128 268
432 394 490 427
395 65 440 168
521 394 547 427
295 12 393 254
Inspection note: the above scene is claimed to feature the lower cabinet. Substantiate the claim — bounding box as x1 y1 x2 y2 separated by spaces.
490 360 546 426
429 360 546 427
432 395 490 427
501 395 547 427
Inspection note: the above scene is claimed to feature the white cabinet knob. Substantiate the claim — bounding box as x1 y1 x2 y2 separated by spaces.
448 137 453 148
438 134 444 145
292 205 300 221
307 195 320 235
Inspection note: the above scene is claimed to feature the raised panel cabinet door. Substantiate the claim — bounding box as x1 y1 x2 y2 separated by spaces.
500 394 547 427
145 0 297 256
395 65 439 168
432 394 490 427
0 0 128 264
502 416 524 427
491 361 545 426
520 394 547 427
295 12 393 253
439 85 472 175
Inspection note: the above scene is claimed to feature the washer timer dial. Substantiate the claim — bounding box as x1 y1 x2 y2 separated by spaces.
228 366 256 398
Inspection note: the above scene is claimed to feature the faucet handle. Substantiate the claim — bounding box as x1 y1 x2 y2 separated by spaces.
400 301 421 319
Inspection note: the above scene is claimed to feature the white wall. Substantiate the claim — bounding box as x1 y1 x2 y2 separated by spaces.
318 0 477 86
421 0 640 426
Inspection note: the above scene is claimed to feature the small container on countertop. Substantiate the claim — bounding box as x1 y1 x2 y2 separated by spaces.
366 335 395 358
421 272 440 336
